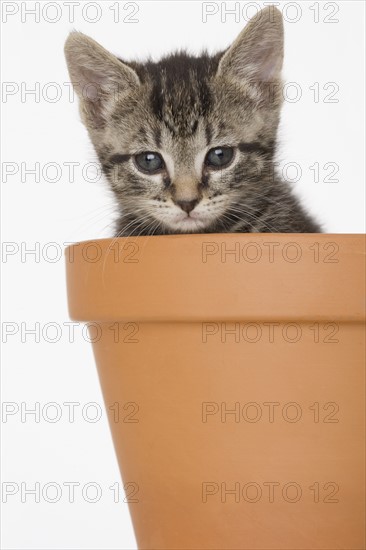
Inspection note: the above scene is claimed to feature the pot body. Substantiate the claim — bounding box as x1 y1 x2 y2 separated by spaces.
66 234 365 549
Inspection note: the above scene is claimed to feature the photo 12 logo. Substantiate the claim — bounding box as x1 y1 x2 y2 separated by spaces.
201 2 340 24
1 2 140 24
1 480 139 504
201 240 340 263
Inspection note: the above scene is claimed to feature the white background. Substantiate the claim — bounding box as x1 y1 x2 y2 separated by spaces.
1 1 365 549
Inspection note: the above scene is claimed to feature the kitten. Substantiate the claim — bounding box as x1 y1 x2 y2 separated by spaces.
65 6 321 236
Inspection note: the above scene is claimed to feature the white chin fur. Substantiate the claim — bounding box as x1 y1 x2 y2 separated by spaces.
156 213 209 233
163 216 208 232
152 204 218 232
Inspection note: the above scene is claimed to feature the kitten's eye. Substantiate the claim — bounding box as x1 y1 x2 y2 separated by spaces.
205 146 234 169
134 151 165 173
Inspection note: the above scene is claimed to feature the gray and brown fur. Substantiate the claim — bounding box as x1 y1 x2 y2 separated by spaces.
65 7 321 236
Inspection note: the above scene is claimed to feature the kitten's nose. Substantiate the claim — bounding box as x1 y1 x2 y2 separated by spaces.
176 199 198 214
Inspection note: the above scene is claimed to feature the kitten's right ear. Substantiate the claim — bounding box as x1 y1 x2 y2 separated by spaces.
64 32 140 128
216 6 284 85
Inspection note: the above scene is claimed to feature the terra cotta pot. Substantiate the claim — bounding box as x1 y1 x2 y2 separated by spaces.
66 234 365 550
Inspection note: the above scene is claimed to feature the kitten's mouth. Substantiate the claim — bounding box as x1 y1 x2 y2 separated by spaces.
163 211 209 232
151 200 222 232
181 213 198 223
176 214 206 229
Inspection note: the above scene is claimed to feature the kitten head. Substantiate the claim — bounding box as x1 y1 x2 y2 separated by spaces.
65 6 284 235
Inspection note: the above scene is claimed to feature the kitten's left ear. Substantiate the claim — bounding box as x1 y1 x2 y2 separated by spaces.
217 6 284 84
64 31 140 128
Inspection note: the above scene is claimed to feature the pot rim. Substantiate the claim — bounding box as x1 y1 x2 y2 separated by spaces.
65 234 366 323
